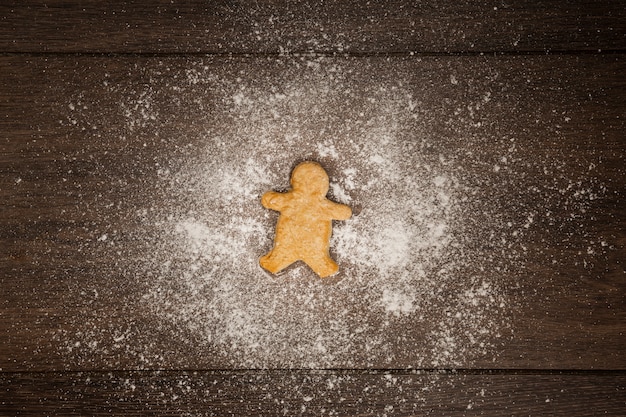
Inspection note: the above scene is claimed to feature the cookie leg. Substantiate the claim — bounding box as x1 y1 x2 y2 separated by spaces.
260 249 297 275
305 253 339 278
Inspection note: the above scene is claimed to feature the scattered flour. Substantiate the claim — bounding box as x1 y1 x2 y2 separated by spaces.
129 59 505 368
55 56 607 370
381 289 417 316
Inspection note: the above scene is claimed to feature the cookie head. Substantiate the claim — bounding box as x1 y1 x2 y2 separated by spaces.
290 161 329 196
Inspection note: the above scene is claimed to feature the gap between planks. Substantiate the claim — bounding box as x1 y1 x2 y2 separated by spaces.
1 50 626 58
3 369 626 377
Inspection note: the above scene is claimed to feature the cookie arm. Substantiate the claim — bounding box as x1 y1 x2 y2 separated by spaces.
261 191 289 211
324 200 352 221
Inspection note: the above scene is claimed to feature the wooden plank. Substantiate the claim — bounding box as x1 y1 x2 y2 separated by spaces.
1 370 625 416
0 0 625 54
1 55 625 371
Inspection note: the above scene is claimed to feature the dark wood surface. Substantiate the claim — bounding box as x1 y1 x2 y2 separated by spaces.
2 371 625 416
1 0 625 54
1 54 626 372
1 1 625 416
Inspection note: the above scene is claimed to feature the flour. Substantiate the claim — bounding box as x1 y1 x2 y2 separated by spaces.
56 56 606 370
381 289 417 316
329 182 351 203
130 59 503 368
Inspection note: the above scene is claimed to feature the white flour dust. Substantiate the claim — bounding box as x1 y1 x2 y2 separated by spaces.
55 56 605 369
122 59 507 368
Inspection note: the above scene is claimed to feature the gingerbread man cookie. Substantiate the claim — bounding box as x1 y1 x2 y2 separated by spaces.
260 161 352 278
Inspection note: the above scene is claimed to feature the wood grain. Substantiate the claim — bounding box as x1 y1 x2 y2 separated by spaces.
1 55 624 372
2 3 626 415
0 0 625 54
1 370 625 416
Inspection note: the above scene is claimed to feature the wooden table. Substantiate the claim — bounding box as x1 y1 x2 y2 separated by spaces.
1 1 625 415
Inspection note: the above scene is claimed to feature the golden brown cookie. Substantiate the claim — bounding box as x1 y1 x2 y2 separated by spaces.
260 161 352 278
